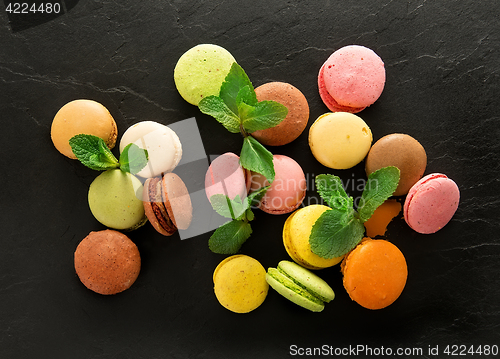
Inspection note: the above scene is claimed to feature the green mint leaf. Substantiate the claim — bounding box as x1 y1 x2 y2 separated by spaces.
208 220 253 254
209 194 249 220
247 184 271 207
236 85 258 109
240 135 275 183
119 143 149 174
198 95 241 133
241 100 288 133
315 174 353 211
219 62 257 114
309 209 365 259
69 134 119 171
357 166 400 222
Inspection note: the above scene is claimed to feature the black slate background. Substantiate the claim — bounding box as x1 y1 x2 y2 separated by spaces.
1 1 499 358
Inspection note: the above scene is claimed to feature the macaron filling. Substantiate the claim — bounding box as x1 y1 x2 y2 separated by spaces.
146 177 177 234
267 268 324 307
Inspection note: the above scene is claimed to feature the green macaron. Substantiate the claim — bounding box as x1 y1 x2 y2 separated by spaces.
174 44 236 106
266 260 335 312
88 169 147 231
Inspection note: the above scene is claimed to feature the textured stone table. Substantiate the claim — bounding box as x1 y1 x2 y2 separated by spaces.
1 1 499 358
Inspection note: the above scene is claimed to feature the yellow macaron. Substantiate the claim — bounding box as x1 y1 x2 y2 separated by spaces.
308 112 372 169
283 205 344 270
213 255 268 313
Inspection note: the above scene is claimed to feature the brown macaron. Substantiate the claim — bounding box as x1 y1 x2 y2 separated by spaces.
74 229 141 295
250 82 309 146
143 173 193 236
365 133 427 196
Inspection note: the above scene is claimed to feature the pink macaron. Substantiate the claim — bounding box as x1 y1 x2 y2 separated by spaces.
205 152 250 202
318 45 385 113
404 173 460 234
250 155 306 214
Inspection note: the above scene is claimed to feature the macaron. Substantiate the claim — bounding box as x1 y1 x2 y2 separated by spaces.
363 199 402 238
213 255 268 313
119 121 182 178
205 152 250 202
283 205 344 270
250 82 309 146
266 260 335 312
309 112 372 169
88 169 147 231
174 44 236 106
365 133 427 196
51 99 118 159
74 229 141 295
250 155 306 214
143 173 193 236
318 45 385 113
342 239 407 310
404 173 460 234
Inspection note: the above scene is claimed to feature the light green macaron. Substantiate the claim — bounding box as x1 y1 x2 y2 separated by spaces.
88 169 147 231
266 260 335 312
174 44 236 106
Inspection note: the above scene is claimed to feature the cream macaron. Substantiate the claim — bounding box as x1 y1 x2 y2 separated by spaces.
119 121 182 178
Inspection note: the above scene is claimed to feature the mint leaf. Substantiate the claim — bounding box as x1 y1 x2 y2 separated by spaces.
236 85 258 109
198 96 241 133
241 100 288 133
357 166 400 222
240 135 275 183
219 62 256 114
69 134 119 171
209 194 248 220
119 143 149 174
309 209 365 259
315 174 353 211
247 184 271 207
208 220 253 254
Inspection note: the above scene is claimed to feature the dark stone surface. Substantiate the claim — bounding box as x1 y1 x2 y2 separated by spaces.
1 1 499 358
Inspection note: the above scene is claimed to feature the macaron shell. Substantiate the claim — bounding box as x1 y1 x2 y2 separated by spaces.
162 173 193 230
251 82 310 146
74 229 141 295
277 260 335 302
51 99 117 159
250 155 306 215
342 239 407 310
143 177 177 236
205 152 249 201
365 133 427 196
318 64 366 113
404 173 460 234
309 112 372 170
321 45 385 108
88 169 146 231
283 205 344 269
174 44 236 105
119 121 182 178
213 255 268 313
266 269 324 312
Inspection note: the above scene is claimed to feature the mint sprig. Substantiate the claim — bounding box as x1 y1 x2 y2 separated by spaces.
309 167 400 259
208 185 270 254
69 134 148 174
198 62 288 183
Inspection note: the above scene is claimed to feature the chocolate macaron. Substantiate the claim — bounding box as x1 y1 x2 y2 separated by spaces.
365 134 427 196
74 229 141 295
143 173 193 236
250 82 309 146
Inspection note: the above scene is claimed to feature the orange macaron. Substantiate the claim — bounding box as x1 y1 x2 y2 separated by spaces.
342 239 407 310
